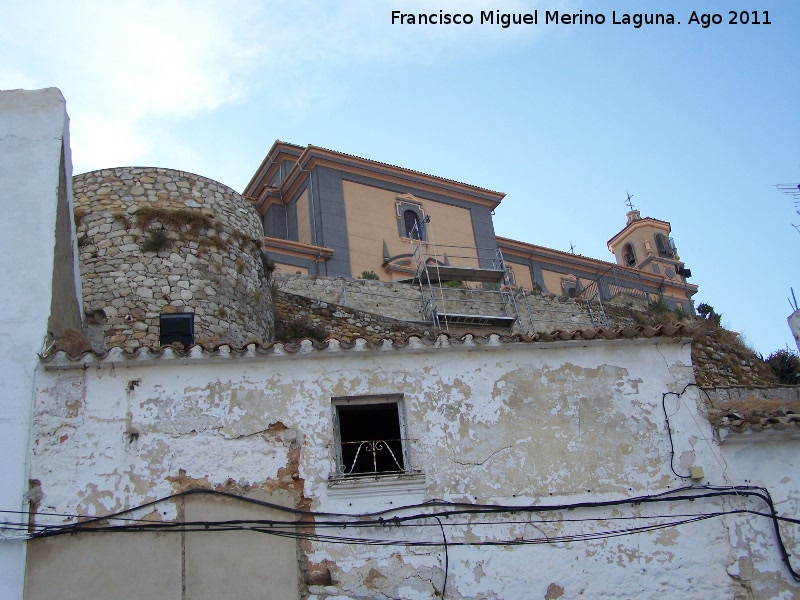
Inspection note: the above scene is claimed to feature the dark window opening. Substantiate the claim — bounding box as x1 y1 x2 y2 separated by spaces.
622 243 636 266
159 313 194 347
336 402 405 475
655 234 674 257
404 210 421 239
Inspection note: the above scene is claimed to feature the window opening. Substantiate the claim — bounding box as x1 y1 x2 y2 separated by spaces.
159 313 194 347
622 243 636 266
561 277 580 298
334 398 406 476
404 209 421 239
655 234 674 257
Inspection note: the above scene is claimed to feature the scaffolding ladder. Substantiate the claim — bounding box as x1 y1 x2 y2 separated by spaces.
408 221 518 331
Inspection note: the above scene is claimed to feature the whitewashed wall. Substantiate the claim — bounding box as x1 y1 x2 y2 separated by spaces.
31 337 800 598
789 308 800 354
0 88 78 600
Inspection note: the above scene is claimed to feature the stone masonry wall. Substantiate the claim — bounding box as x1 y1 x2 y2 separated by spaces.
691 326 777 387
273 291 430 343
276 275 603 333
704 385 800 406
74 167 274 350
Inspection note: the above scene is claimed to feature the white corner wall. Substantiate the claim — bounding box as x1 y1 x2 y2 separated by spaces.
789 308 800 354
0 88 73 600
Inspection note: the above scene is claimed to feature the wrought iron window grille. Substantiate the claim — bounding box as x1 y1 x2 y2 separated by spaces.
330 438 420 478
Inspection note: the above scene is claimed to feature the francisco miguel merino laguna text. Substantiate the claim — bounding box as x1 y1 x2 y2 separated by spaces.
391 10 678 28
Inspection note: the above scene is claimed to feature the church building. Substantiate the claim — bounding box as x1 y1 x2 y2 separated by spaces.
245 141 698 317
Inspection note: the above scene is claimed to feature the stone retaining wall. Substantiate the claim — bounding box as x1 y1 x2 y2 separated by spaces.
692 332 776 387
276 275 602 333
74 167 274 349
704 385 800 406
273 291 430 342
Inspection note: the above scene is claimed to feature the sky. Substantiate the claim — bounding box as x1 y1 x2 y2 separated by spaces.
2 0 798 357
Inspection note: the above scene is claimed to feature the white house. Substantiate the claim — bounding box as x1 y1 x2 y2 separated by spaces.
3 88 799 599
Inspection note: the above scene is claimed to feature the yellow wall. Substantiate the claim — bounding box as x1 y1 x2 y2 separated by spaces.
540 269 594 296
274 262 308 276
296 190 311 245
508 264 533 290
424 197 479 269
611 223 674 266
541 269 563 295
341 181 479 280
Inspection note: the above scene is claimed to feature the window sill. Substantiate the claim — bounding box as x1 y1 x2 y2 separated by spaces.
326 471 426 501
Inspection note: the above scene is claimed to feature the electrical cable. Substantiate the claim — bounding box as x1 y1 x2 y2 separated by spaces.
661 384 694 479
12 386 799 583
13 484 798 581
433 515 448 598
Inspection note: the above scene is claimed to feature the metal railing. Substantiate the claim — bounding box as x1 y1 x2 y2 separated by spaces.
333 438 419 477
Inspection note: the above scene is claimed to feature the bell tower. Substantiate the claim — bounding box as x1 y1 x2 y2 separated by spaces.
607 203 692 284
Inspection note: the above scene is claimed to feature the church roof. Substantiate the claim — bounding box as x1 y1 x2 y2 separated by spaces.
246 140 505 208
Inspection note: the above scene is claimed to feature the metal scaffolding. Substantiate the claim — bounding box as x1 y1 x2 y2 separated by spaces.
408 220 519 332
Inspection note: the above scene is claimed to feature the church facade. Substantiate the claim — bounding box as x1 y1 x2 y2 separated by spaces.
246 141 698 314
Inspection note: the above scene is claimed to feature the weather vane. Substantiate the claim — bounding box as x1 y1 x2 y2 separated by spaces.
625 192 635 211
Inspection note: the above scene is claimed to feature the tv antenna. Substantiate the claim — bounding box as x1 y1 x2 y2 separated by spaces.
569 242 576 254
775 183 800 236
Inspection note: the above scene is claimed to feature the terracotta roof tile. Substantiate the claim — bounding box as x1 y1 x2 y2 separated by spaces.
41 323 698 366
716 412 800 433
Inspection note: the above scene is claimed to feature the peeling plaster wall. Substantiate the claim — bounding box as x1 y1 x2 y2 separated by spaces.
29 339 800 598
718 434 800 599
0 88 78 599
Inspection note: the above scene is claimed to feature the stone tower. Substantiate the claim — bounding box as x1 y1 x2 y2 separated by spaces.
73 167 274 350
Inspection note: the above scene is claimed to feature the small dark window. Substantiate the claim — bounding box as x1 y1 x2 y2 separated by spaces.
404 210 421 239
622 243 636 266
655 234 674 257
159 313 194 347
334 399 406 476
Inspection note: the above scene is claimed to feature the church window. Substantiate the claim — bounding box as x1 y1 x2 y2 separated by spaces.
622 243 637 266
332 395 409 477
655 234 675 257
561 277 580 298
404 209 422 239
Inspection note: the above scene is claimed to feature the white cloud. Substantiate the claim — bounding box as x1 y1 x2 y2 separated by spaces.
1 0 564 172
2 0 261 170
